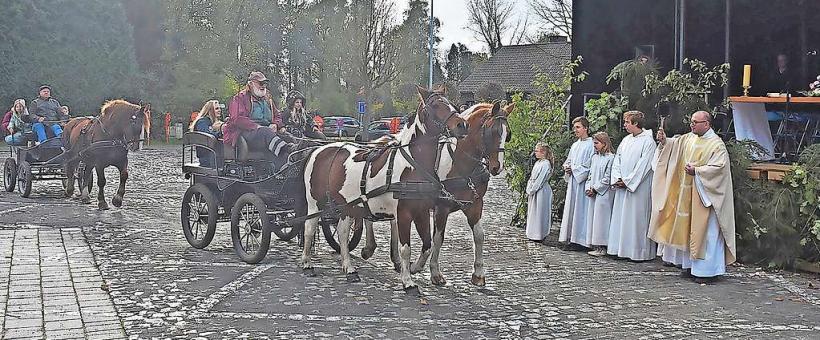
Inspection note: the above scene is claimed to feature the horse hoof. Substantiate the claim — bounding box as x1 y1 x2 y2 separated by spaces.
361 247 375 260
404 286 421 296
98 203 110 211
471 274 486 286
80 197 91 205
112 196 122 208
431 274 447 286
346 272 361 283
303 268 316 277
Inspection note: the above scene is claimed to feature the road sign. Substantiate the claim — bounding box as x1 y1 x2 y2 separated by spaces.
357 101 366 114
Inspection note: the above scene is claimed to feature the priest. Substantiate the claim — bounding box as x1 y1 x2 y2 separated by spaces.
607 111 657 261
650 111 737 284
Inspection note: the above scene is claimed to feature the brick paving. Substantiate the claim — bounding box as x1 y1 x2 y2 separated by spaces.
0 146 818 339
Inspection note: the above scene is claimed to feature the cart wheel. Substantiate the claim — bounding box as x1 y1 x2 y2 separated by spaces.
4 158 17 192
181 184 219 249
230 193 271 264
17 161 32 198
271 210 300 241
321 217 363 253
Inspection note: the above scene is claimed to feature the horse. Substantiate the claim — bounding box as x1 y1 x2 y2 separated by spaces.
62 99 147 210
299 86 467 294
375 102 512 286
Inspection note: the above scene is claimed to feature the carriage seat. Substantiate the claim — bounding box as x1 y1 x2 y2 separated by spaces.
223 135 272 162
183 132 223 174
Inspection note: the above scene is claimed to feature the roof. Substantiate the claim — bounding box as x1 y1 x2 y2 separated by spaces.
459 42 571 94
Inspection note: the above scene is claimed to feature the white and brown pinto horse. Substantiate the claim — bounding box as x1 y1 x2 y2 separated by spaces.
379 102 512 286
62 100 147 209
300 86 467 294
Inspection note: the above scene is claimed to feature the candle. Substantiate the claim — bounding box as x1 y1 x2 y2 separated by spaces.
743 64 751 88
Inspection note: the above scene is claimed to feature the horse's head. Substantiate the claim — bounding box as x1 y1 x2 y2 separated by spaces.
101 100 147 152
414 86 468 139
467 102 512 176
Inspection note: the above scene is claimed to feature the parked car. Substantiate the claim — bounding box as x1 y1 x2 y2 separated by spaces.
322 116 361 137
355 121 392 142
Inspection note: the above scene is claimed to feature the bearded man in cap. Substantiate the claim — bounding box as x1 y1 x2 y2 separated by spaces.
223 71 294 168
28 85 67 144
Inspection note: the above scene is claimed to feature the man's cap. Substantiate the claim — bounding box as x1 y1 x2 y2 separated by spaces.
39 85 51 91
248 71 268 82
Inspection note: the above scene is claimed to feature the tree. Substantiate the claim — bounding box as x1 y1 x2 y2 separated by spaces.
528 0 572 39
466 0 529 54
475 82 506 102
393 0 441 90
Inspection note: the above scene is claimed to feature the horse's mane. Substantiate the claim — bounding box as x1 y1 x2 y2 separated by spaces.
461 103 494 125
100 99 139 117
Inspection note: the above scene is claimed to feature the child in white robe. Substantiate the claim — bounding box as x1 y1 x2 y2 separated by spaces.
584 132 615 256
526 142 554 242
559 117 594 248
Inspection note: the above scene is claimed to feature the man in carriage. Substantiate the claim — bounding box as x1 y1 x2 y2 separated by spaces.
27 85 68 144
222 71 296 169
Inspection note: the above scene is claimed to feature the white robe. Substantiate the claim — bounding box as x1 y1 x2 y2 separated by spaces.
559 138 594 246
659 130 726 277
584 153 615 246
607 129 657 260
526 159 553 241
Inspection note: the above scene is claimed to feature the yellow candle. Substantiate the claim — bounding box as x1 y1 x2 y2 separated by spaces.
742 64 751 87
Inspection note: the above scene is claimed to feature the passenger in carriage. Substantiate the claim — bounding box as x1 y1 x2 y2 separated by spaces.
3 99 32 146
222 71 295 169
27 85 67 144
189 100 224 167
281 90 325 140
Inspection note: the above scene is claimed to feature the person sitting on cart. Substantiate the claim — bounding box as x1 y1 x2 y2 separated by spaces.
3 99 32 146
26 85 67 144
223 71 295 169
281 90 325 140
189 99 224 167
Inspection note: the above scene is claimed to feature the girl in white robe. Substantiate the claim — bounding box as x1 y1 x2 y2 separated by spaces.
584 132 615 256
526 142 554 241
559 117 595 248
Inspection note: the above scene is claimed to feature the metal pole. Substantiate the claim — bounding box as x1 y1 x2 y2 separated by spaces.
428 0 434 89
679 0 686 70
723 0 731 98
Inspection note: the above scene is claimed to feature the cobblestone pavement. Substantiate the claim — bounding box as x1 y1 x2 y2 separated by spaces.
1 146 819 339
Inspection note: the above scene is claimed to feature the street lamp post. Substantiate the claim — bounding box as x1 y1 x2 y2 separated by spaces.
428 0 434 90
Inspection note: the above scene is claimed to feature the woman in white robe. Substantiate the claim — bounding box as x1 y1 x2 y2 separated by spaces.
584 132 615 256
526 142 554 241
559 117 595 248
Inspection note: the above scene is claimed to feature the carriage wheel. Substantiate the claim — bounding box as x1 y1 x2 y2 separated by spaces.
3 158 17 192
321 217 363 253
271 210 300 241
230 193 271 264
17 161 32 198
181 184 218 249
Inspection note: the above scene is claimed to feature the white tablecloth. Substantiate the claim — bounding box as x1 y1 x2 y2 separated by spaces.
732 102 775 160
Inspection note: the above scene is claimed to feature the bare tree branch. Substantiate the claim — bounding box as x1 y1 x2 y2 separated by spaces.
528 0 572 39
466 0 527 54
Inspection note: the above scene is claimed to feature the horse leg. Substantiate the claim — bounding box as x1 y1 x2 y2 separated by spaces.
96 166 109 210
467 202 486 286
337 216 360 282
410 208 433 274
64 161 76 197
389 219 401 272
430 206 450 286
112 161 128 208
300 217 320 276
79 164 93 204
397 211 419 294
360 219 377 260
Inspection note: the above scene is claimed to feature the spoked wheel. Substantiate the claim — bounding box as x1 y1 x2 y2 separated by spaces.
271 210 300 241
230 193 271 264
321 217 363 253
181 184 218 249
4 158 17 192
17 161 32 198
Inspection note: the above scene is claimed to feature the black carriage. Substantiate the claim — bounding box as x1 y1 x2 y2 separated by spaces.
181 132 362 264
3 136 68 197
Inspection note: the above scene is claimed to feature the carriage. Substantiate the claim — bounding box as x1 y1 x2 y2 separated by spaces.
180 132 363 264
3 135 69 197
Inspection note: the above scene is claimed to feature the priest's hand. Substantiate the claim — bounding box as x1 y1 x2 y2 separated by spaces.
564 165 572 175
613 179 626 188
656 128 667 145
585 189 595 197
685 163 695 176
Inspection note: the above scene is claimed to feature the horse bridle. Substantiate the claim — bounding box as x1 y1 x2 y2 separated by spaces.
419 93 461 139
93 108 144 147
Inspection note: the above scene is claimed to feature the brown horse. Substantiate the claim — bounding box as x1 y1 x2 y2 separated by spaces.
376 102 512 286
62 100 147 209
300 86 467 294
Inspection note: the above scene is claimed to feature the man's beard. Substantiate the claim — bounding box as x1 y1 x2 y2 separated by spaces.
252 87 267 98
